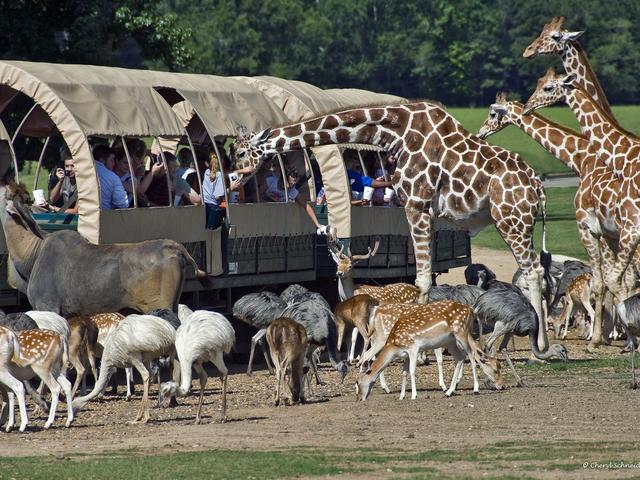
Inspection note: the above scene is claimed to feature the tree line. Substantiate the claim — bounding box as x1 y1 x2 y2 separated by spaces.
1 0 639 107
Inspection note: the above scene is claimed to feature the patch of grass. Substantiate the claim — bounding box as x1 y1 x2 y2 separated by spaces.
0 450 345 480
472 186 586 260
449 105 640 176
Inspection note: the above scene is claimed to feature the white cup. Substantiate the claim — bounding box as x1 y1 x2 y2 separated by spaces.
363 186 374 201
33 189 46 206
228 172 239 182
384 187 395 202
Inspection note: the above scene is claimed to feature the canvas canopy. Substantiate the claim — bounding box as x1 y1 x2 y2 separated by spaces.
0 61 291 243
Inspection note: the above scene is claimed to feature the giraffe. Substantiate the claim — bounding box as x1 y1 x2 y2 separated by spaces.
231 101 551 351
524 68 640 315
477 92 625 348
523 16 614 118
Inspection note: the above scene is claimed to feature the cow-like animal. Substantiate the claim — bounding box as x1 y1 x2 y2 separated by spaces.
0 183 208 316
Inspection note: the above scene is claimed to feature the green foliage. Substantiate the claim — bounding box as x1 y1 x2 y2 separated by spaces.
2 1 640 105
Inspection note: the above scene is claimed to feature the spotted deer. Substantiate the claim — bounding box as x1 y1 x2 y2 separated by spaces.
550 273 594 340
359 303 448 396
266 317 309 406
0 327 74 431
356 301 504 401
354 283 420 305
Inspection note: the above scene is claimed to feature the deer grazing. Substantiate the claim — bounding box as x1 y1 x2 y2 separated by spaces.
356 301 504 401
334 294 378 363
266 317 309 406
359 303 448 395
0 326 74 431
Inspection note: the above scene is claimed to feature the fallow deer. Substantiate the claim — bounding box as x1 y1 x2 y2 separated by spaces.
328 239 380 300
550 273 594 340
356 301 504 401
266 317 309 406
67 315 99 396
334 294 378 363
0 326 74 431
359 303 448 395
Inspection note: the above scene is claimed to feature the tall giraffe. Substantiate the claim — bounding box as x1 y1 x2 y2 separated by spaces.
232 101 551 351
523 16 614 118
477 93 626 348
524 68 640 308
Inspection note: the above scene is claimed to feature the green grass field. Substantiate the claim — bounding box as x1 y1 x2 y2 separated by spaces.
449 105 640 176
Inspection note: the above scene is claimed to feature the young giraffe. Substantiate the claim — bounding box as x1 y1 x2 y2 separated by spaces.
232 102 551 351
524 68 640 311
523 16 615 118
477 93 629 349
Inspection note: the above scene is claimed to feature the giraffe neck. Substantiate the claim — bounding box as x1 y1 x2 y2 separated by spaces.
566 89 630 175
562 43 613 117
506 102 586 176
263 107 404 155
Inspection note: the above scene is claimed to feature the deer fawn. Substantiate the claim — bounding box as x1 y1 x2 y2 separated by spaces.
334 294 378 363
266 317 309 406
356 301 504 401
0 326 74 431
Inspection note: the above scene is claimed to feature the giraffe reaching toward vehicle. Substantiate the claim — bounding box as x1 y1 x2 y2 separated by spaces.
232 101 551 351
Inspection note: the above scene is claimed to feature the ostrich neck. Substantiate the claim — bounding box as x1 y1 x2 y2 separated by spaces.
508 102 586 176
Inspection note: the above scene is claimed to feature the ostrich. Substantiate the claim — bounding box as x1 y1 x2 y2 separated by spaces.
233 292 287 375
281 284 331 310
464 264 497 290
159 310 235 423
473 282 568 387
73 314 176 423
281 299 348 384
615 294 640 388
178 304 194 323
0 313 38 331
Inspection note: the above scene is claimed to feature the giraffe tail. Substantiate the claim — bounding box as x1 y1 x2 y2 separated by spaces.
536 179 553 305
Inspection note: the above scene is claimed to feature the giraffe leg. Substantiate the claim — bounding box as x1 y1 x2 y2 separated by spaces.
606 208 640 303
404 205 433 304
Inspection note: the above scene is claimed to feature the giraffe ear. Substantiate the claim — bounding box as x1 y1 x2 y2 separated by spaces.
250 128 271 147
561 73 577 88
495 92 507 103
561 30 584 42
492 104 508 116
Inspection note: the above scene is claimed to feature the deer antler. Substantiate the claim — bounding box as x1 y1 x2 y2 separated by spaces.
351 239 381 262
327 239 348 262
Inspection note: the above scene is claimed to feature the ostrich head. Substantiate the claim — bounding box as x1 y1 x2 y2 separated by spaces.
159 381 181 404
549 343 569 361
335 360 348 383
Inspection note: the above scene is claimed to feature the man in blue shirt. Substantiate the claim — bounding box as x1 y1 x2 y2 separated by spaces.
93 145 129 210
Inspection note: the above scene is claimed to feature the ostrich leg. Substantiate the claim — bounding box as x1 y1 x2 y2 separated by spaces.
498 334 525 387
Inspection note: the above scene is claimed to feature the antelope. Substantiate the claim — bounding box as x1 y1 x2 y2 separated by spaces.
0 326 74 431
550 273 594 340
359 303 448 395
266 317 309 406
334 294 378 363
356 301 504 401
328 238 380 300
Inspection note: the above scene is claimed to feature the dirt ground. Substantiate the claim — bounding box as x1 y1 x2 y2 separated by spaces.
3 247 639 478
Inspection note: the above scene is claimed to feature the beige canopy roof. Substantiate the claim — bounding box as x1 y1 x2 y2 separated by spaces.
0 61 292 243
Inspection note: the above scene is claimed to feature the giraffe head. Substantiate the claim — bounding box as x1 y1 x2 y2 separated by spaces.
523 67 576 115
523 16 584 58
477 92 511 139
230 125 272 176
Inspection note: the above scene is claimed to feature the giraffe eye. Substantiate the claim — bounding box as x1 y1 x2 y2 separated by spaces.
551 33 562 41
543 85 553 92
